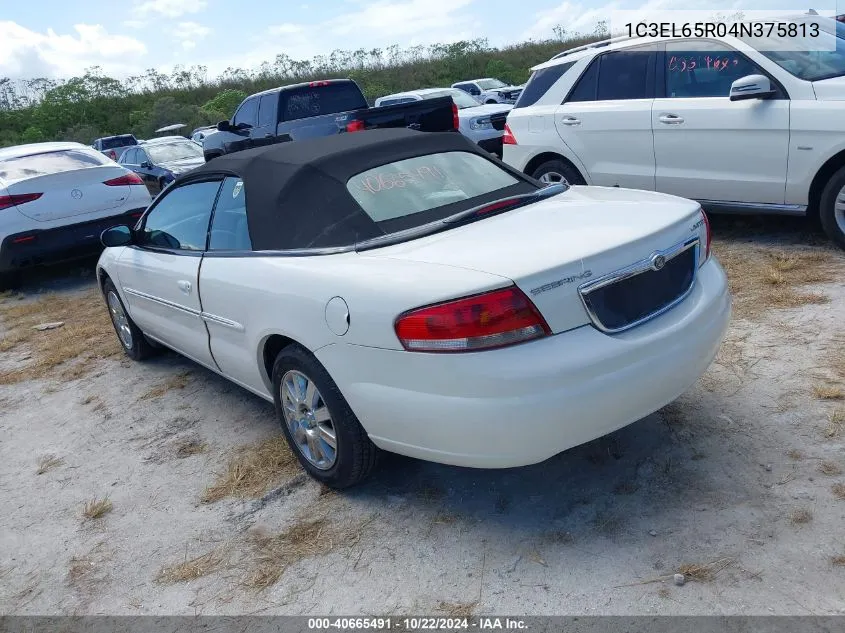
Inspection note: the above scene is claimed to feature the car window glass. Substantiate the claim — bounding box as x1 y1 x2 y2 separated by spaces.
233 98 258 127
514 62 575 108
597 49 653 100
137 149 149 165
666 40 762 98
279 83 368 122
347 151 519 222
258 94 276 127
121 149 136 164
0 149 110 182
139 180 221 251
146 141 202 163
566 59 599 102
209 177 251 250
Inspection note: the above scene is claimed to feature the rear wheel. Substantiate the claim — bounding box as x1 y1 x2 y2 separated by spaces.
530 159 586 187
819 165 845 249
103 278 155 361
272 344 378 488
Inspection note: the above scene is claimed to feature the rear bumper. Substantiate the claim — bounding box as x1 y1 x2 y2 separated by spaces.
315 258 731 468
0 209 145 273
478 136 504 157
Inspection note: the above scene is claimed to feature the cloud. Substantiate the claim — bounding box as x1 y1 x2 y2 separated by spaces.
170 21 212 50
136 0 208 18
0 21 147 78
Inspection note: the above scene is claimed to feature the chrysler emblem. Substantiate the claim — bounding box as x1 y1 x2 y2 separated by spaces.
71 189 83 199
651 254 666 271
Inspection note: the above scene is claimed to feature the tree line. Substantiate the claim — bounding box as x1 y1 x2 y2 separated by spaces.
0 29 604 148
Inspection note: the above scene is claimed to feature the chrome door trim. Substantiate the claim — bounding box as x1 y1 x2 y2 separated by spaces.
699 200 807 216
123 287 201 317
201 312 245 332
578 237 699 334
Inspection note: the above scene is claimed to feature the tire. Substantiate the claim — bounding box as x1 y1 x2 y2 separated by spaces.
0 271 22 292
485 99 498 104
530 159 586 187
103 278 155 361
818 164 845 249
272 344 378 488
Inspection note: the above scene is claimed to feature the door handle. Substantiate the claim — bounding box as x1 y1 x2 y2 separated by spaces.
560 116 581 126
658 113 684 124
177 280 192 294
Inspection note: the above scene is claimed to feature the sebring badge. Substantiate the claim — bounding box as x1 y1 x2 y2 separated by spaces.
651 254 666 271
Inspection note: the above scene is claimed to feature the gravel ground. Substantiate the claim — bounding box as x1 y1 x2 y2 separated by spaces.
1 217 844 616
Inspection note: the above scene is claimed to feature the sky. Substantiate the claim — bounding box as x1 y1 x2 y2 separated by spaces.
0 0 838 80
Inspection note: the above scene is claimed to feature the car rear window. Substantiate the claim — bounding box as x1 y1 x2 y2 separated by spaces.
279 83 368 122
346 151 520 222
0 149 111 182
101 135 138 150
513 61 575 108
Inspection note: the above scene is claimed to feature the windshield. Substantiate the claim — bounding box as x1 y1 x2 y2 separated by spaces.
421 89 480 109
477 78 507 90
146 141 203 163
741 20 845 81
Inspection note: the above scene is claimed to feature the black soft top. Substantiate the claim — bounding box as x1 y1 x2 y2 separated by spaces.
176 128 537 251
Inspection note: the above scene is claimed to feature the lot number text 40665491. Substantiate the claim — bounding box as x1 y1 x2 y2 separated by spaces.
307 617 528 630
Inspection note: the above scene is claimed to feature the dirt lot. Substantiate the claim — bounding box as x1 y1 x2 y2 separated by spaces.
1 216 844 616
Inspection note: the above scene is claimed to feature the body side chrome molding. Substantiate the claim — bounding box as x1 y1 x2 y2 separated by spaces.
578 237 699 335
201 312 245 332
123 287 200 316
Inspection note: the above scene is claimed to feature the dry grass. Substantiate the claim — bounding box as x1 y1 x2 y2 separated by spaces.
825 409 845 439
175 439 207 458
140 372 191 400
832 483 845 500
814 385 844 400
676 558 733 582
832 555 845 566
36 454 64 475
156 547 227 584
244 518 331 590
819 461 843 476
436 601 478 617
81 498 113 521
786 449 804 460
0 288 120 384
201 436 299 503
789 507 813 525
712 242 837 320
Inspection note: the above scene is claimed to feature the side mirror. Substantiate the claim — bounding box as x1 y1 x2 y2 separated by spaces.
101 225 133 248
141 161 152 169
729 74 776 101
216 120 232 132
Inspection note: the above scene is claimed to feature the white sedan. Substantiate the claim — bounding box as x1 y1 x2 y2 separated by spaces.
0 142 152 288
96 128 731 488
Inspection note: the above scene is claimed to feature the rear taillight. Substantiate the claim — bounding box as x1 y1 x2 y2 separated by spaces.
394 285 550 353
503 123 516 145
104 173 144 186
699 208 711 266
309 81 330 87
346 119 365 133
107 150 117 160
452 102 459 130
0 193 42 211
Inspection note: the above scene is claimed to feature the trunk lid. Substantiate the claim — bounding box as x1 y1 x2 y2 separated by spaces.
364 186 706 333
5 164 132 222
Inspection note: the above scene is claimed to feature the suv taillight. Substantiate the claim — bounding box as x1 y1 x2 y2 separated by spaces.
699 209 711 266
346 120 365 133
104 173 144 186
502 123 516 145
452 102 460 130
0 193 42 211
394 285 550 352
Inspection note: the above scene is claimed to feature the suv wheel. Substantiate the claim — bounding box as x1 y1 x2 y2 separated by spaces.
819 165 845 249
531 159 586 187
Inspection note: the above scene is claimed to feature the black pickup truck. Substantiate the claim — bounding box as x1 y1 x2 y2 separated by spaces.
202 79 457 160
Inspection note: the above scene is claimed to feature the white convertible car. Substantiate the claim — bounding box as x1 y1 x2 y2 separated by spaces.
97 128 731 488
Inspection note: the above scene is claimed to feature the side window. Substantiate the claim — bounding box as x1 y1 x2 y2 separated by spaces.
139 180 222 251
454 83 469 93
137 149 149 165
257 93 276 128
209 177 252 251
666 40 764 98
122 149 137 164
596 47 655 100
233 97 258 128
513 61 575 109
566 59 599 102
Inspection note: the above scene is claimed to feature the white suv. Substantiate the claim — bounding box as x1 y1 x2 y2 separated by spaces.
502 15 845 247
